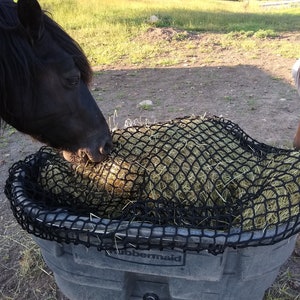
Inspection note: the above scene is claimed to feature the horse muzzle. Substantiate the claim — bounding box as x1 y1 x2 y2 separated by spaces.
62 141 113 164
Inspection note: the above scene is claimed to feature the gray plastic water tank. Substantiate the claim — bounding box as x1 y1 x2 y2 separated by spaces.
34 235 297 300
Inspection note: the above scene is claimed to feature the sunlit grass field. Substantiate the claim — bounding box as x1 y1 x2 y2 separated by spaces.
39 0 300 66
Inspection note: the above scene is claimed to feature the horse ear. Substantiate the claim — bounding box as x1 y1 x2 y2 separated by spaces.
17 0 44 43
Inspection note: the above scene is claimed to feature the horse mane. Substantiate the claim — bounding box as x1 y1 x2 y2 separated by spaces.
0 1 92 127
43 14 93 84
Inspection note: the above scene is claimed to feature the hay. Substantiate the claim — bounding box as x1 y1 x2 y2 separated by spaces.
38 116 300 231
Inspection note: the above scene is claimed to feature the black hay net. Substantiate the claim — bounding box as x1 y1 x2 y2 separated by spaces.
5 116 300 255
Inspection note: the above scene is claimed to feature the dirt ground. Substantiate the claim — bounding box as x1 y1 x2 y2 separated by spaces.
1 30 300 299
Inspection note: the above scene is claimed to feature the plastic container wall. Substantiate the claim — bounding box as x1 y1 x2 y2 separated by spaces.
34 235 297 300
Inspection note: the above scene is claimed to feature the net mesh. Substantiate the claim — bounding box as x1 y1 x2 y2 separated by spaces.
5 115 300 254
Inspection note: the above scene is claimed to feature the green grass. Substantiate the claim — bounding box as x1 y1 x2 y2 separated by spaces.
39 0 300 66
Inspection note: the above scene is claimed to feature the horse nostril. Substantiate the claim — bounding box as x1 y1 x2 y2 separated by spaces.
100 141 113 155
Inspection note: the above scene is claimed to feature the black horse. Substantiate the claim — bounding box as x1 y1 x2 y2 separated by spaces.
0 0 112 163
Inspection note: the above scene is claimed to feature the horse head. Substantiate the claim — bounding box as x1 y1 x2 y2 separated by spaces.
0 0 112 163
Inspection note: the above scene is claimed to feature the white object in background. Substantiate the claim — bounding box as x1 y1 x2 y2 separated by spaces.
149 15 159 23
292 59 300 95
138 100 153 108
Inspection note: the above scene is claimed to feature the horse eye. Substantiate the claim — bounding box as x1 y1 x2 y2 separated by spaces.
67 75 80 87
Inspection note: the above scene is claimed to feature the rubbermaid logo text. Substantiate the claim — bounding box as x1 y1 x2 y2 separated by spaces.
106 249 185 266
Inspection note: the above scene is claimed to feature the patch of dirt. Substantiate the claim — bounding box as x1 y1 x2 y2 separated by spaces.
1 31 300 299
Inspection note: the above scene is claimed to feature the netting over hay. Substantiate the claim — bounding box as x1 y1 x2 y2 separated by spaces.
5 116 300 254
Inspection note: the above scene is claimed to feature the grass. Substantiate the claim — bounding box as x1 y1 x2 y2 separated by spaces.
264 263 300 300
39 0 300 66
0 224 59 300
0 127 16 148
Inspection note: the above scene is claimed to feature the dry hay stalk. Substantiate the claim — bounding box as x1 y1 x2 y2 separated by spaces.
38 117 300 231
